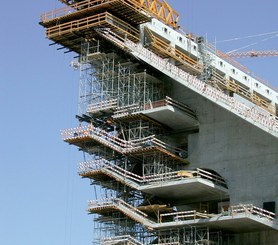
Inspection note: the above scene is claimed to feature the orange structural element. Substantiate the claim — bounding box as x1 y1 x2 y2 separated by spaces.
132 0 180 29
56 0 180 29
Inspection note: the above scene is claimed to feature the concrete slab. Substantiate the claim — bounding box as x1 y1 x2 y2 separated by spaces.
156 213 278 233
142 105 198 130
140 177 229 202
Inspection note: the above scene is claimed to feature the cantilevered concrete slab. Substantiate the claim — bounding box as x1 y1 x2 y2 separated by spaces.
142 105 198 130
140 177 229 202
88 199 278 233
79 162 228 201
156 214 278 233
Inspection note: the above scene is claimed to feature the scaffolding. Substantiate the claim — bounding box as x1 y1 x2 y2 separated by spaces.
78 41 166 117
71 37 198 241
41 0 278 244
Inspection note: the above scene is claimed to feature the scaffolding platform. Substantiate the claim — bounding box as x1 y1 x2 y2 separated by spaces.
142 99 198 130
78 160 228 200
88 199 278 233
42 12 140 53
62 126 189 163
41 0 151 27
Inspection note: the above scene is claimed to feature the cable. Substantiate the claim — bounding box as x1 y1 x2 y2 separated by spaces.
216 30 278 43
227 34 278 54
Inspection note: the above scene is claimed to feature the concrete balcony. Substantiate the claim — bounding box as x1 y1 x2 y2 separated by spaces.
79 159 228 201
112 97 198 130
88 198 278 233
142 97 198 130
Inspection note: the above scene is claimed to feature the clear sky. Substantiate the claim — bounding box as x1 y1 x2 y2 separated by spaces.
1 1 278 245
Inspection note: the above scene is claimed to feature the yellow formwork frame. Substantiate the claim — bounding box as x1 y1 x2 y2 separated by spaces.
58 0 180 29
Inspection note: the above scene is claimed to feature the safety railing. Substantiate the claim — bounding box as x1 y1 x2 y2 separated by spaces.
144 96 197 119
87 99 117 114
195 168 227 187
231 204 276 220
41 5 75 22
96 28 127 50
46 12 106 37
41 0 124 22
88 197 148 218
102 235 143 245
95 30 278 136
61 125 188 160
78 159 144 185
160 210 211 223
78 159 228 188
160 204 276 223
120 39 278 137
41 0 151 23
226 80 275 114
88 198 277 229
113 103 141 118
155 243 180 245
145 27 202 72
45 12 140 42
42 0 178 28
112 96 197 120
61 124 138 153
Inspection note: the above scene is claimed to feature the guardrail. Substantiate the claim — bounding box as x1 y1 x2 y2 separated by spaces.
87 99 117 114
61 125 188 160
41 4 76 22
155 243 180 245
45 12 140 43
122 39 278 137
160 204 276 223
144 96 197 120
160 210 212 223
112 96 197 121
61 125 133 153
78 159 227 187
102 235 143 245
88 198 277 229
231 204 276 220
113 103 141 118
41 0 122 22
88 197 148 218
95 29 278 137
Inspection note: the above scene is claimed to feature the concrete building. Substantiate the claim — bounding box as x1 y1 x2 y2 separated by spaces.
41 0 278 244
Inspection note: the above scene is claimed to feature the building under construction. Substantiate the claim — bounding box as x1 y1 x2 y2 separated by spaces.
40 1 278 244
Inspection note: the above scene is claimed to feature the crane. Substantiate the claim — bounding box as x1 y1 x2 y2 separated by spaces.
214 30 278 58
227 50 278 58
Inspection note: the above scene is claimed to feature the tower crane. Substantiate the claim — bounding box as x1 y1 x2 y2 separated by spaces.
227 50 278 58
215 30 278 58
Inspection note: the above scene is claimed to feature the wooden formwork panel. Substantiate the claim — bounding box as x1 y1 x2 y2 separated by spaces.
144 27 202 74
226 80 275 114
54 0 178 29
41 0 151 27
46 12 139 40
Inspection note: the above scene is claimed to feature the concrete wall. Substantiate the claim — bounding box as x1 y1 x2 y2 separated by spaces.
171 81 278 244
172 82 278 208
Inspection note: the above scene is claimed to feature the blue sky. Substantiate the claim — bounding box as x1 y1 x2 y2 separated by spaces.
1 1 278 245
